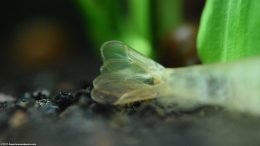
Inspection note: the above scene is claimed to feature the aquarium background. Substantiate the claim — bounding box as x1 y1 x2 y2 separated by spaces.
0 0 205 95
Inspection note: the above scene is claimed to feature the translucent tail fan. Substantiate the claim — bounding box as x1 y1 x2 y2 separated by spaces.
91 41 165 105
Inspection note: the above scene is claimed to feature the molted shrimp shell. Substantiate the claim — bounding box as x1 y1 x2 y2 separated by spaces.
92 41 260 115
91 41 165 105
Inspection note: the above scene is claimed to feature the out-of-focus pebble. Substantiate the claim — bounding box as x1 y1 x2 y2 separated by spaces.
9 110 28 128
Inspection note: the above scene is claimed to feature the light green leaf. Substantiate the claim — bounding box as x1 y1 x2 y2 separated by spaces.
197 0 260 63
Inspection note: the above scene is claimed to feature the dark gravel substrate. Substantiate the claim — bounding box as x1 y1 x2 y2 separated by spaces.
1 86 260 146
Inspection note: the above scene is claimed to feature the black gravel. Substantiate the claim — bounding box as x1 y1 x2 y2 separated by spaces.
1 86 260 146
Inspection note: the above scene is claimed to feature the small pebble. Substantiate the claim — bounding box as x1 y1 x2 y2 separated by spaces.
53 91 76 111
35 99 59 115
32 89 50 100
16 93 35 109
9 110 28 128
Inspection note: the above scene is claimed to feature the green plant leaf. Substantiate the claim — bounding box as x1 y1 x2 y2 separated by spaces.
197 0 260 63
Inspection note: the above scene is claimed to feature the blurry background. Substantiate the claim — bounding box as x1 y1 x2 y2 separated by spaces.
0 0 205 96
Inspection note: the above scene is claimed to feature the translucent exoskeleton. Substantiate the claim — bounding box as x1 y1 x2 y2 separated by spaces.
92 41 260 115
